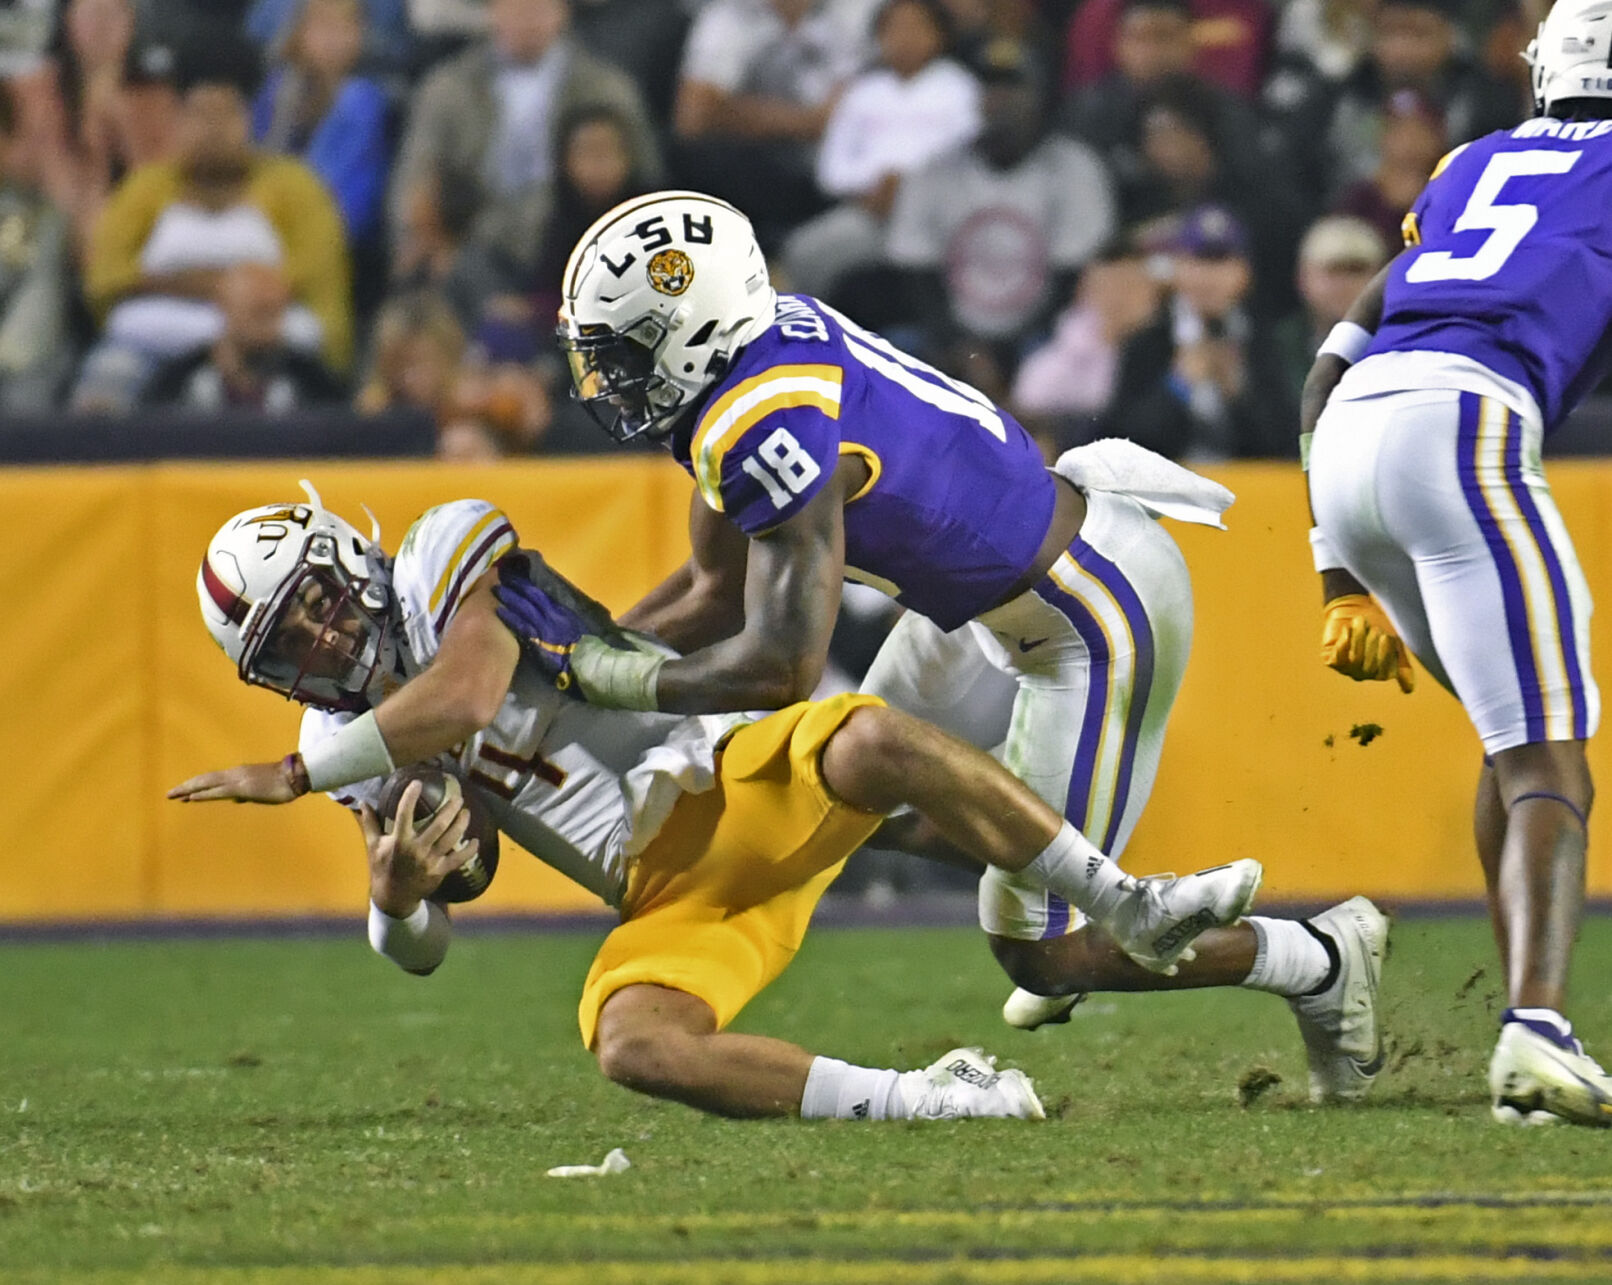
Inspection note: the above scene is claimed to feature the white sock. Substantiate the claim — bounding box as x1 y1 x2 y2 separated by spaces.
1021 822 1132 921
1242 916 1334 997
800 1057 907 1120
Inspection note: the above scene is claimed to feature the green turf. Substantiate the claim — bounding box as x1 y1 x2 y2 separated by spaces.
1 916 1609 1284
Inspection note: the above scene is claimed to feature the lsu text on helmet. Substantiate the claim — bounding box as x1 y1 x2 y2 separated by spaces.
1526 0 1612 116
559 190 776 443
197 481 401 713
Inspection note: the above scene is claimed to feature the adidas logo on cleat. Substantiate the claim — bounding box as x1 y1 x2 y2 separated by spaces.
1150 908 1217 956
946 1058 1000 1089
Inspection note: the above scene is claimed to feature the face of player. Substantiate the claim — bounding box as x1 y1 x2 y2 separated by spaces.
252 568 382 707
1115 8 1193 85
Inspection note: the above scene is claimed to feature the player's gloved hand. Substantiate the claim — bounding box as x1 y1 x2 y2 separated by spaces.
1320 594 1415 693
493 568 590 697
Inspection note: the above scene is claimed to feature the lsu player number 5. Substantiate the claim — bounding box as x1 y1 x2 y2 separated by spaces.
1301 0 1612 1127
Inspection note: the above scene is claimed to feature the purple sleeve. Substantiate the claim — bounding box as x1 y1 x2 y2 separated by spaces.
707 402 842 535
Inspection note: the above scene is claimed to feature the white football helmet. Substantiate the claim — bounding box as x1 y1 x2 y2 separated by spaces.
197 480 403 713
1526 0 1612 115
558 190 776 442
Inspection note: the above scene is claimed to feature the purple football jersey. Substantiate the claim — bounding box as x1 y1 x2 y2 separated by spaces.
1369 118 1612 431
670 295 1056 630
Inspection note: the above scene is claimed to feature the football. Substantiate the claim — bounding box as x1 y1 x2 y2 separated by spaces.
373 765 501 904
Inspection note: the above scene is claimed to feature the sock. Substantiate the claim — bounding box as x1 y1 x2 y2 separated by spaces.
1242 917 1334 997
799 1057 907 1120
1021 822 1132 922
1503 1006 1579 1052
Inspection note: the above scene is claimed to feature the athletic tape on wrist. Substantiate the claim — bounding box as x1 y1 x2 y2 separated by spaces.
1310 526 1344 574
1318 321 1372 365
302 710 396 792
572 635 665 711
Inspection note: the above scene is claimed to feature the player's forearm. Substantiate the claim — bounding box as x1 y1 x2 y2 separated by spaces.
372 660 504 766
618 561 743 652
653 631 826 713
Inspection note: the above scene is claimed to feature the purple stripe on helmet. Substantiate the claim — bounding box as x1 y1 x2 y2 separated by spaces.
1499 406 1589 738
1069 538 1156 853
1456 393 1545 743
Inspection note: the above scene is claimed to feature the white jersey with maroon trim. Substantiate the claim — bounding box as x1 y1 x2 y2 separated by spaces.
299 499 743 908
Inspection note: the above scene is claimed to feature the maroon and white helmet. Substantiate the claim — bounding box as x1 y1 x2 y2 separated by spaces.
197 481 402 712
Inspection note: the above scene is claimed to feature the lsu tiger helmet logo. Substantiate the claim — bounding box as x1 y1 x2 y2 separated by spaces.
558 190 775 443
1526 0 1612 114
647 248 694 296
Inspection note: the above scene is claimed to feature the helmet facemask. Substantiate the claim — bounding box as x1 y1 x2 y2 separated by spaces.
559 316 692 443
235 530 399 712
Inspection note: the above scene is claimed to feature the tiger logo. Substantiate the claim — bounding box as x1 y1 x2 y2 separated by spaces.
647 248 694 296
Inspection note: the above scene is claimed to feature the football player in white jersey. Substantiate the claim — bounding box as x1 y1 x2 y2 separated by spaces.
170 483 1266 1121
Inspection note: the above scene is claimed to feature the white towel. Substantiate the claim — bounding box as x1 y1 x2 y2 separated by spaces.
1053 438 1235 529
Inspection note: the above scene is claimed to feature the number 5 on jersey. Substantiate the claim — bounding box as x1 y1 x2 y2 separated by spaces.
741 427 823 509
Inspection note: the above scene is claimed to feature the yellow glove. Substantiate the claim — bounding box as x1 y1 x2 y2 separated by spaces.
1320 594 1415 693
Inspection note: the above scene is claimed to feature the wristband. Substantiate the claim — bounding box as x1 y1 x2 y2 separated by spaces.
1318 321 1372 365
282 753 311 798
571 634 666 710
367 898 450 974
1310 525 1344 574
301 710 396 792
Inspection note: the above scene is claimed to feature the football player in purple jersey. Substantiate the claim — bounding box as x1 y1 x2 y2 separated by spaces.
497 190 1391 1106
1301 0 1612 1126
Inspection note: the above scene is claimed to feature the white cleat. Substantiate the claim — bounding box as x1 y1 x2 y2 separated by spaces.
1287 896 1388 1103
898 1047 1046 1120
1489 1019 1612 1128
1103 859 1263 975
1003 988 1085 1030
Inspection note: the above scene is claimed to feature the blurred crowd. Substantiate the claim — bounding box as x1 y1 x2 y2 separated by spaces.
0 0 1545 461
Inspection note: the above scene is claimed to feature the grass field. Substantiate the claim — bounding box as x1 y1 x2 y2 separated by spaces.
2 914 1610 1284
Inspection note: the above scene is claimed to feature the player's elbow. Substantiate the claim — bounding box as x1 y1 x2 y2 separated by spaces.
749 650 823 707
436 674 507 740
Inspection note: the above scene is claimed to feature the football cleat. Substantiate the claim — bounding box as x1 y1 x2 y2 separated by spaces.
1489 1014 1612 1128
898 1048 1045 1120
1003 988 1086 1030
1103 859 1263 975
1287 896 1389 1103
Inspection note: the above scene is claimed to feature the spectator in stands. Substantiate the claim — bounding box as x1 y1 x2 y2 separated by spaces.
1123 78 1304 311
246 0 412 75
141 262 345 410
780 0 980 305
1009 239 1161 448
0 77 72 409
1101 204 1294 460
1063 0 1264 208
74 36 351 409
672 0 878 248
1271 213 1386 406
0 0 58 79
20 3 182 252
571 0 692 127
1062 0 1274 100
1267 0 1519 204
1270 0 1374 85
356 289 551 459
474 103 651 364
886 37 1114 395
389 0 659 310
1331 91 1444 253
252 0 392 249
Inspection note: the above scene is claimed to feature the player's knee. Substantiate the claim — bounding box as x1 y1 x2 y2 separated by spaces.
821 706 923 808
1494 741 1594 816
595 1022 686 1094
